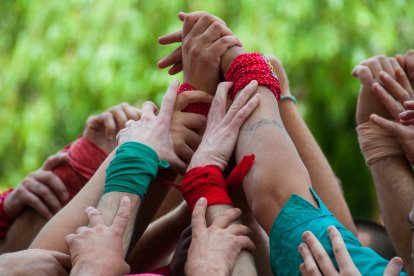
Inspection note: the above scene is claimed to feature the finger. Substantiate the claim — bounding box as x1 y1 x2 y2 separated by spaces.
379 71 411 104
327 226 355 271
404 100 414 110
396 54 406 70
208 82 232 124
42 152 69 170
236 235 256 251
120 103 141 121
174 141 194 164
112 196 132 236
383 257 404 276
400 118 414 126
298 243 323 276
302 230 337 275
23 189 53 220
159 80 179 121
181 113 207 134
158 30 183 45
372 82 403 120
184 128 202 151
395 67 414 98
198 21 233 45
85 206 104 227
400 110 414 121
370 114 405 137
49 251 72 271
228 93 261 131
75 226 89 235
223 80 258 125
378 55 395 78
226 224 252 236
389 57 401 70
64 234 75 247
405 50 414 80
141 101 158 119
26 179 62 214
361 57 383 81
352 65 374 86
158 46 182 69
191 197 207 233
299 263 310 276
109 105 129 132
100 112 117 140
34 170 69 202
212 208 242 228
207 35 242 57
182 12 226 37
187 14 230 39
168 61 183 75
175 91 213 111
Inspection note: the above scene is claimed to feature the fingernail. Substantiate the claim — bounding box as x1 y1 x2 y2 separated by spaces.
298 243 305 252
391 257 404 269
302 231 310 240
63 192 69 201
327 226 335 234
198 197 206 204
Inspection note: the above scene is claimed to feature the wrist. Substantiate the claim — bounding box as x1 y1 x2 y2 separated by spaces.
220 46 246 74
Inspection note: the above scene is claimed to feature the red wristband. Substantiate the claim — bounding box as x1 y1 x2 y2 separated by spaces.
224 53 281 101
177 83 211 117
176 165 232 211
175 154 255 211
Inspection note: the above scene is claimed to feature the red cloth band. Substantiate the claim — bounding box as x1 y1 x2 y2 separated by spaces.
176 165 231 211
53 136 107 199
0 188 14 238
176 155 255 211
224 53 281 101
177 83 211 117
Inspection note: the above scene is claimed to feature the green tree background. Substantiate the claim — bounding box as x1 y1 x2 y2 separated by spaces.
0 0 413 219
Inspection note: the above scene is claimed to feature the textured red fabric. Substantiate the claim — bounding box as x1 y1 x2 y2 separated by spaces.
53 136 108 199
224 52 281 101
0 188 14 238
226 154 255 193
176 165 232 211
177 83 211 117
176 155 255 211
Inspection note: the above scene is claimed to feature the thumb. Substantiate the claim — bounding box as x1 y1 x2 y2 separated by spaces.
383 257 404 276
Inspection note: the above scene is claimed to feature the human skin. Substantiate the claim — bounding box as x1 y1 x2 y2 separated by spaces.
268 55 357 235
353 55 414 274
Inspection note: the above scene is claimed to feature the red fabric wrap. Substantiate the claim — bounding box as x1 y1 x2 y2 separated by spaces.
53 136 107 199
224 52 281 101
176 155 255 211
177 83 211 117
0 188 14 238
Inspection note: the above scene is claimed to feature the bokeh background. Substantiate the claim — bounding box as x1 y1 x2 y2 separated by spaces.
1 0 414 219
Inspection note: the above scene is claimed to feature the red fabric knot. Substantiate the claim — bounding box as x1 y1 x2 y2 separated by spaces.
0 188 15 238
224 53 281 101
53 136 108 199
177 83 211 117
175 155 255 211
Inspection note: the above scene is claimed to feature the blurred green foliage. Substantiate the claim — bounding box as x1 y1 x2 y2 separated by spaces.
1 0 414 218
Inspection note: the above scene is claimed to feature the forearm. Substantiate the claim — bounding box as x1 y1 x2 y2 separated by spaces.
30 150 116 253
279 100 357 234
370 156 414 274
128 201 190 272
206 205 257 276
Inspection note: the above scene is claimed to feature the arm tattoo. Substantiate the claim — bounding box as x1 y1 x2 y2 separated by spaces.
243 119 285 133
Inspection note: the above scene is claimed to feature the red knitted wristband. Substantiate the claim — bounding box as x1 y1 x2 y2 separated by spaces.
177 83 211 117
224 53 281 101
0 188 15 238
175 165 232 211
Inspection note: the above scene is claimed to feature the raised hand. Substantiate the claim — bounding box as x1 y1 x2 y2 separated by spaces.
298 226 403 276
368 68 414 163
158 12 241 94
117 80 187 173
185 198 255 276
352 55 402 124
171 91 211 164
4 152 69 220
188 81 260 171
83 102 141 154
65 196 131 276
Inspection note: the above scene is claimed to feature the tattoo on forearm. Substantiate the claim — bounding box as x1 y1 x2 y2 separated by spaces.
243 119 285 132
